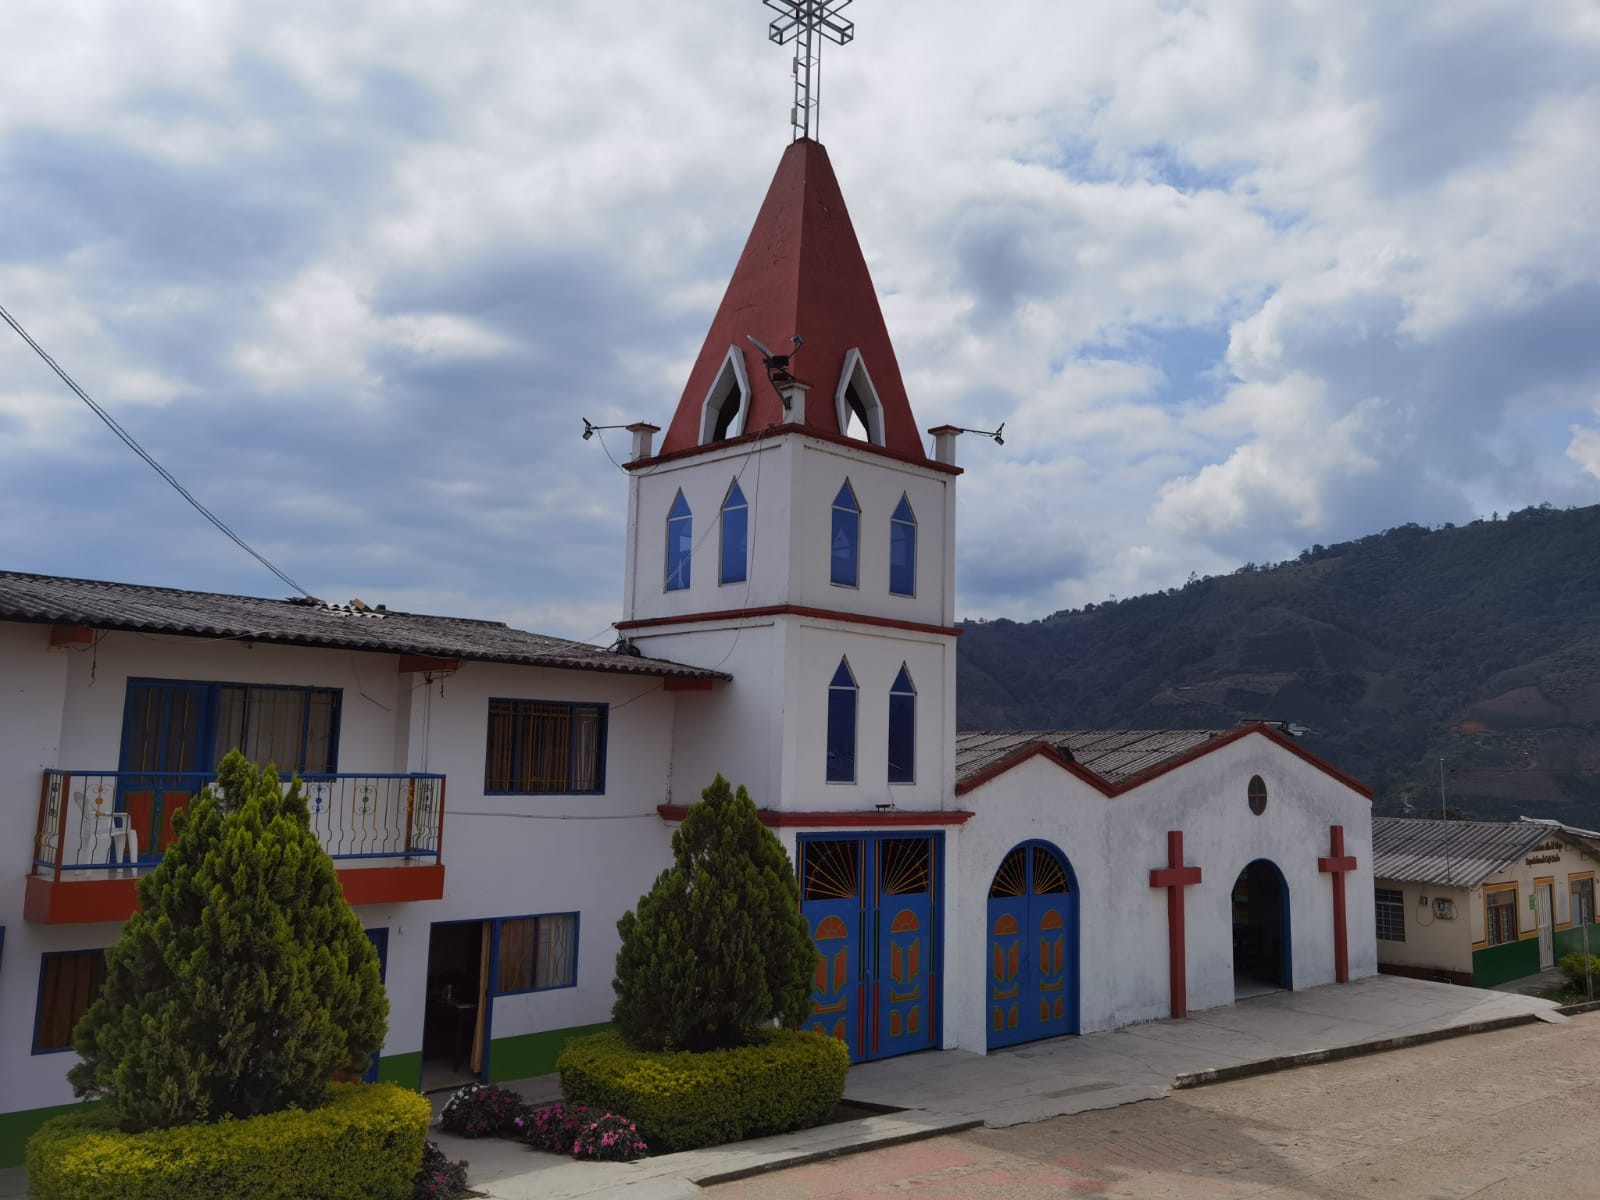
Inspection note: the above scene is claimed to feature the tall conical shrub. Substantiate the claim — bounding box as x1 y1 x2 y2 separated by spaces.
612 774 814 1052
68 751 388 1131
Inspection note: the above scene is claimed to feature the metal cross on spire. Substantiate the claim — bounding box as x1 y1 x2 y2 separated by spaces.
763 0 854 142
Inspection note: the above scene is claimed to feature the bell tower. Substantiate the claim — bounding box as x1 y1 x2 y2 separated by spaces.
616 14 964 819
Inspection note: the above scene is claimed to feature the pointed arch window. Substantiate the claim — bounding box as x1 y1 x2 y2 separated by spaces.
831 481 859 588
826 658 857 783
888 664 916 784
834 348 885 446
665 490 692 591
890 494 917 596
700 346 752 444
720 479 748 585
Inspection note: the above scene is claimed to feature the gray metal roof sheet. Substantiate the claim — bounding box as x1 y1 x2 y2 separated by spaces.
957 728 1225 788
1371 816 1554 888
0 570 726 681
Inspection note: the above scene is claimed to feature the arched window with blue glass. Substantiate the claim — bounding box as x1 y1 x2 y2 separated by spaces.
720 479 748 585
890 494 916 596
888 664 916 784
831 481 859 587
665 490 692 591
826 657 858 783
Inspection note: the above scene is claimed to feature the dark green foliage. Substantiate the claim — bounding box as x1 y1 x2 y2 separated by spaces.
25 1082 430 1200
558 1028 849 1152
67 751 388 1131
413 1141 471 1200
611 774 814 1052
957 503 1600 823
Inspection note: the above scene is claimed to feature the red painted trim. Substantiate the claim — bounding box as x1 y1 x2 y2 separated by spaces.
662 677 716 692
25 864 446 922
49 624 95 646
338 864 446 905
24 874 138 923
1318 825 1355 984
618 604 961 638
656 804 973 827
1149 831 1202 1019
398 655 458 674
627 423 963 477
956 722 1374 800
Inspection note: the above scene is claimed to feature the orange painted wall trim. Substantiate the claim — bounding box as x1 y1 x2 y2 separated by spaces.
656 804 972 828
24 875 138 924
338 864 445 905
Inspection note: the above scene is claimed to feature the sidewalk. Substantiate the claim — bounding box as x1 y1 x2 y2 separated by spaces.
0 975 1562 1200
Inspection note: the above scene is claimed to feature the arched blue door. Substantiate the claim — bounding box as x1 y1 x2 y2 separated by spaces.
987 841 1078 1049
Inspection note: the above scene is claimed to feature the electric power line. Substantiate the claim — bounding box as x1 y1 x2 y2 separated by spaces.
0 301 311 598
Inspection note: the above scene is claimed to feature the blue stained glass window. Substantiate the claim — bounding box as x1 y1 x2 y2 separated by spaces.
826 658 857 782
666 490 692 591
720 480 748 585
888 664 915 784
890 494 916 596
831 481 859 587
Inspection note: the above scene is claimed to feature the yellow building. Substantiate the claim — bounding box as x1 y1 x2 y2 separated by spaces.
1372 817 1600 987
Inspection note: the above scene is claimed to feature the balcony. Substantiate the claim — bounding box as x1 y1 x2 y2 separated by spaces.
26 769 447 923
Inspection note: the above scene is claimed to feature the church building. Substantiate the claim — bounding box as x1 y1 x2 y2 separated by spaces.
0 134 1375 1163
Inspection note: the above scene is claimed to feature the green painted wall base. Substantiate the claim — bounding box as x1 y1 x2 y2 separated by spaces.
1553 923 1600 964
488 1022 613 1083
0 1099 102 1170
376 1051 423 1091
1473 938 1540 987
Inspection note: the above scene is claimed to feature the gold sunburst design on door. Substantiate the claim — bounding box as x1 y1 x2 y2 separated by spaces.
879 838 930 896
989 846 1028 898
804 839 860 901
1032 846 1068 894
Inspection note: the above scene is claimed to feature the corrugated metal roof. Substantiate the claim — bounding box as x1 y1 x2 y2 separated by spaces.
957 728 1225 787
0 571 727 681
1372 817 1555 887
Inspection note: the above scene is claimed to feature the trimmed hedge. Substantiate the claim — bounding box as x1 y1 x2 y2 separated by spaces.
25 1083 430 1200
558 1028 849 1153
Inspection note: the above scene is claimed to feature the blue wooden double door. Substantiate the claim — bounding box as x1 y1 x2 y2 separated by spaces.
987 840 1079 1049
799 833 940 1062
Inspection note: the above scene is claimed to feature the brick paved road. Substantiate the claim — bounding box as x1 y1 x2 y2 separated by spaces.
707 1014 1600 1199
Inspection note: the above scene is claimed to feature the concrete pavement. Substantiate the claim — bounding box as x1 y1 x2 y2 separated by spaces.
0 975 1562 1198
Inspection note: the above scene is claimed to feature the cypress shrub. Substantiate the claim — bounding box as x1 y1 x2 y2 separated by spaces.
67 751 388 1130
611 775 814 1051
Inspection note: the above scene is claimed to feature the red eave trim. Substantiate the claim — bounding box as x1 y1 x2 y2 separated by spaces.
399 655 458 674
656 804 973 827
618 604 960 638
663 677 716 691
955 722 1374 801
50 624 95 646
625 424 962 477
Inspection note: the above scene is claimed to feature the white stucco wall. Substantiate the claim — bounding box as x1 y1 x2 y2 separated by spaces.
1371 881 1474 976
950 731 1376 1049
1 621 685 1116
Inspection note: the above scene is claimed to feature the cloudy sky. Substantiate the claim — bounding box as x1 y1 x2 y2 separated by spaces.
2 1 1597 641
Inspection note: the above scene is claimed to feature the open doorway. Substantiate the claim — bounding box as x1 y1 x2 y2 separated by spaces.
1231 859 1292 998
422 921 489 1092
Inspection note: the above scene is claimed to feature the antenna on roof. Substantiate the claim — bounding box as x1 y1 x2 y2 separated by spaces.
951 423 1006 447
581 418 628 442
763 0 854 142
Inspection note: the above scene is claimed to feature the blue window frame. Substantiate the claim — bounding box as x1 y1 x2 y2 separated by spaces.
34 948 106 1053
666 490 692 591
827 658 858 782
888 664 916 784
720 480 748 585
491 912 579 994
890 494 917 596
121 678 341 776
831 481 860 587
485 700 607 794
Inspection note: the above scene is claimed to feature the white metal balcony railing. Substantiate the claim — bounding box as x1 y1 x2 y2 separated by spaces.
32 770 445 882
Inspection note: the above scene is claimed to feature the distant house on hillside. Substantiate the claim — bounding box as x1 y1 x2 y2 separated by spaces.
1372 816 1600 987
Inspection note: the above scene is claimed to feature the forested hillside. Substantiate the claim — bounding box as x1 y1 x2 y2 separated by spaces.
956 504 1600 824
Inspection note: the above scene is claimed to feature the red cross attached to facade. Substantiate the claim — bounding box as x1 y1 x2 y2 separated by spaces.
1318 824 1358 984
1150 830 1203 1018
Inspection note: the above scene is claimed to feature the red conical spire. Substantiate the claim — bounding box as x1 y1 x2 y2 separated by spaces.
658 139 926 460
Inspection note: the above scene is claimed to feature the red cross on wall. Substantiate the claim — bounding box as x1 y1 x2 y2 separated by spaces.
1318 824 1358 984
1150 830 1203 1018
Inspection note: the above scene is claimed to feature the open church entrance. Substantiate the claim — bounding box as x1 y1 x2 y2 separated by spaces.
987 840 1079 1049
799 833 940 1062
1232 859 1292 997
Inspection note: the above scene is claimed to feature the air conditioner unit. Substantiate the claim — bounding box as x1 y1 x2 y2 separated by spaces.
1434 898 1456 920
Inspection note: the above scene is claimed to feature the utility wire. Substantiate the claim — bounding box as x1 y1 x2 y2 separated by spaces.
0 301 312 599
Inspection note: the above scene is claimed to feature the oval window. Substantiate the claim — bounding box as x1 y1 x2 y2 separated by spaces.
1248 775 1268 815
